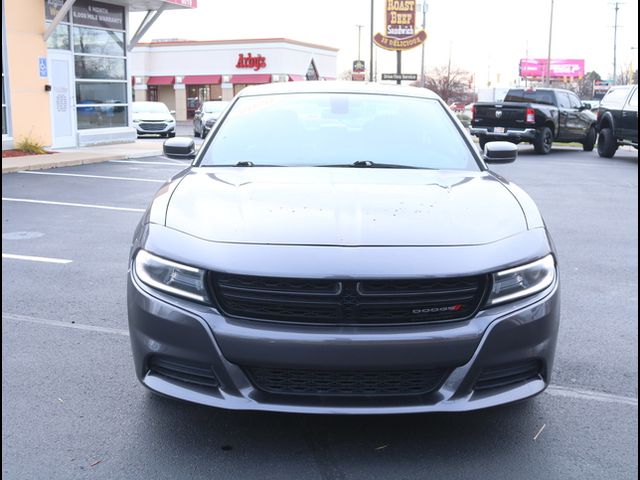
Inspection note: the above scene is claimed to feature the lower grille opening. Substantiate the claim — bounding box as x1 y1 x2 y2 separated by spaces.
474 359 542 391
148 356 219 388
245 367 448 397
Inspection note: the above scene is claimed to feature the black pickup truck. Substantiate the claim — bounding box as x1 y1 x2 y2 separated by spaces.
470 88 597 154
596 84 638 158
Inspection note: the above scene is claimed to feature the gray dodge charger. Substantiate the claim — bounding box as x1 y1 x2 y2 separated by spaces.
127 82 560 414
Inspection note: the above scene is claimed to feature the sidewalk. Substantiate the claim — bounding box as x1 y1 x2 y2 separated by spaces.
2 140 164 174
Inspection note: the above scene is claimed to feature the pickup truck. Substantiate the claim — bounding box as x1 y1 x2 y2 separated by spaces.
596 85 638 158
470 88 597 155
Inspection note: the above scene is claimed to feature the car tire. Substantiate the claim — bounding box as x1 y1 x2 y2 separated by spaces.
194 129 200 138
168 132 176 138
597 128 618 158
583 126 596 152
533 127 553 155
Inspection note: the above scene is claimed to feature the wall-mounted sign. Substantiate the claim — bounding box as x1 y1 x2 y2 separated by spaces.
38 57 48 77
353 60 365 72
374 0 427 51
236 53 267 71
72 0 125 30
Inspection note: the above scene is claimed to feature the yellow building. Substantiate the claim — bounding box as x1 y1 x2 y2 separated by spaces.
2 0 196 150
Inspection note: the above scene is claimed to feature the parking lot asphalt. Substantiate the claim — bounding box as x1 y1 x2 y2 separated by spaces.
2 145 638 479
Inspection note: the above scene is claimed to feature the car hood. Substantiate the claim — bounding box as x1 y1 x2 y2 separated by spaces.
133 112 172 121
164 168 528 246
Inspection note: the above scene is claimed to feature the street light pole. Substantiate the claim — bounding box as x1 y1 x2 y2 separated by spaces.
612 2 621 85
356 24 364 61
545 0 555 86
369 0 374 82
419 2 428 88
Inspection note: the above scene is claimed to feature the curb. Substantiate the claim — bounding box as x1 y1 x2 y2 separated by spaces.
2 149 163 174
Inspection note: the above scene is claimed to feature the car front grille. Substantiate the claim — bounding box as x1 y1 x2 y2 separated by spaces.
474 360 542 391
245 366 448 397
147 356 219 388
209 273 488 325
139 122 167 131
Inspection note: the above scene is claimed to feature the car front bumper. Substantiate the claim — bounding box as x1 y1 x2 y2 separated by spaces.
135 123 175 135
127 268 560 414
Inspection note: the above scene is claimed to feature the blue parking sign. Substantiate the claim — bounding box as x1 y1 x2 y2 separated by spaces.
39 57 47 78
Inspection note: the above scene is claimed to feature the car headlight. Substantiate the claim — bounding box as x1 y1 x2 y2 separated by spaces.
134 250 208 302
487 255 556 306
167 118 176 124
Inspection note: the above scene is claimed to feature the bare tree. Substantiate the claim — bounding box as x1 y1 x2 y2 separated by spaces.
338 70 353 81
426 66 473 104
574 71 602 99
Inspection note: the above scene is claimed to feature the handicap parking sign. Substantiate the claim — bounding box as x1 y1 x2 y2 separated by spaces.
38 57 48 78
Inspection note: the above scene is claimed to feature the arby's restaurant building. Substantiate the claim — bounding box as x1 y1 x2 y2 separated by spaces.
130 38 338 121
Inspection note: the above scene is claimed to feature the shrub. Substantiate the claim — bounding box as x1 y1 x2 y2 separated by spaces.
15 136 48 155
456 113 471 128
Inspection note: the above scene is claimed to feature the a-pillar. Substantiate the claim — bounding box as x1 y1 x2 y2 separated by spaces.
173 80 187 121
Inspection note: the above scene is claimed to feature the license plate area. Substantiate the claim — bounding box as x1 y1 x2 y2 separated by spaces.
493 127 505 134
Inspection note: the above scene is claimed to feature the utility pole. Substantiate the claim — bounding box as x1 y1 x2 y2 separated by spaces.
545 0 555 86
612 2 622 85
369 0 374 82
356 24 364 61
419 2 428 88
524 40 529 87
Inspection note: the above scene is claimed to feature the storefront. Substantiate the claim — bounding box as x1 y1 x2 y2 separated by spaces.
130 38 338 121
1 0 196 149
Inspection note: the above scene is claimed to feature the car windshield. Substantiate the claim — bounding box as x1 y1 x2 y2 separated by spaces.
203 102 229 114
199 93 479 170
132 102 170 114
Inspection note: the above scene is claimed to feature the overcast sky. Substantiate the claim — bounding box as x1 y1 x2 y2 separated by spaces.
132 0 639 86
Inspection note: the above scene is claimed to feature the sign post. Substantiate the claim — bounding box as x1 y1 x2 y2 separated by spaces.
373 1 427 84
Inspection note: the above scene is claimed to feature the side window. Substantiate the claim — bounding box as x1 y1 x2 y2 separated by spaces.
628 89 638 108
569 93 582 109
556 92 571 109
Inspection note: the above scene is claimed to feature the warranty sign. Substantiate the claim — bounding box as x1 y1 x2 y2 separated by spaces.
374 0 426 51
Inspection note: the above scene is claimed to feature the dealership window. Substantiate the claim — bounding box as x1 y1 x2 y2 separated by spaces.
45 0 128 130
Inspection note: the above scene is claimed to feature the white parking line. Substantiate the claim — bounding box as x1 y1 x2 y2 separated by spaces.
3 313 129 336
108 160 188 166
17 171 165 183
2 197 145 213
2 253 72 264
545 385 638 407
2 312 638 408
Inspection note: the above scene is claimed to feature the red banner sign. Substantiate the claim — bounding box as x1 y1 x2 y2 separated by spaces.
374 0 426 51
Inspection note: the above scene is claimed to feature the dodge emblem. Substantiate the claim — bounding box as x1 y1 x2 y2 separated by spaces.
495 110 503 118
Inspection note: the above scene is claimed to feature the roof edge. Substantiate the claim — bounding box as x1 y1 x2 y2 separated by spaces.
136 37 339 52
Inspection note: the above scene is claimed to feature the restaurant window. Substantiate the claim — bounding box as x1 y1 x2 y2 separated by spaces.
44 0 128 130
148 86 158 102
306 60 319 81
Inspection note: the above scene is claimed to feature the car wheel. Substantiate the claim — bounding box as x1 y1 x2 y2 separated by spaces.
583 126 596 152
533 127 553 155
597 128 618 158
194 129 200 138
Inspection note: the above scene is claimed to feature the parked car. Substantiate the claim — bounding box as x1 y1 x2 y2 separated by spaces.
596 85 638 158
449 102 466 113
128 82 559 414
132 101 176 138
193 101 230 138
470 87 597 154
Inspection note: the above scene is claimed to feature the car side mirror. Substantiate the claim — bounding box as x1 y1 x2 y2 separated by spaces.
163 137 196 160
484 141 518 164
579 104 590 111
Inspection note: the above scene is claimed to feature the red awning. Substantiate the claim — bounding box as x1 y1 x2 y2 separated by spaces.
183 75 222 85
147 76 175 85
230 74 272 85
288 75 306 82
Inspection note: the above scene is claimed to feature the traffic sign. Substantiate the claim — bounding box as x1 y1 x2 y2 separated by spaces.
381 73 417 81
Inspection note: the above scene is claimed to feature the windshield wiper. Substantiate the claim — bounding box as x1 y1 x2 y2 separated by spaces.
319 160 429 169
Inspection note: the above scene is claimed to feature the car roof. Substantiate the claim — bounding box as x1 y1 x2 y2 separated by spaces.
235 81 442 100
